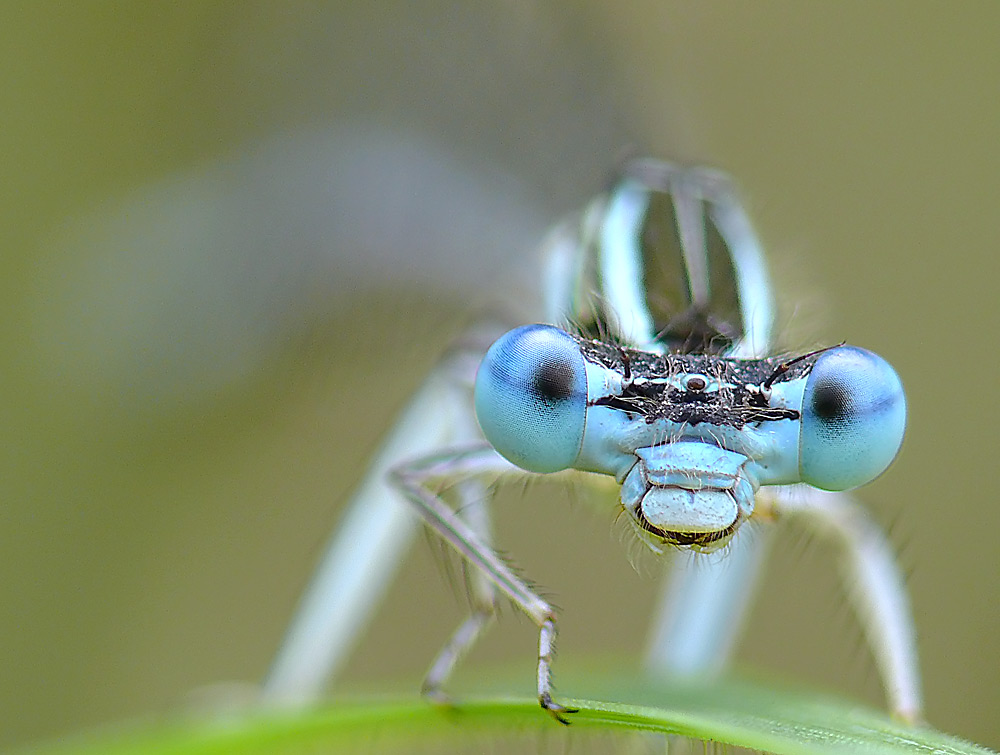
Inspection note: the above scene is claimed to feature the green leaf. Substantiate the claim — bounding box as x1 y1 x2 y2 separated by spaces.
14 679 995 755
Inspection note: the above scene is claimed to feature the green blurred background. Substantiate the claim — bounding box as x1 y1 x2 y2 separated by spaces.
2 3 998 750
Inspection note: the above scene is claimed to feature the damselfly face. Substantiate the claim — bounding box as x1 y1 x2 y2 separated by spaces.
265 158 921 724
475 324 906 552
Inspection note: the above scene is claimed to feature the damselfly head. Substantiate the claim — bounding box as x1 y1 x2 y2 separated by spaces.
475 324 907 556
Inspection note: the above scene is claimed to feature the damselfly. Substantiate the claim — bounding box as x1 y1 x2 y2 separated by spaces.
261 158 921 723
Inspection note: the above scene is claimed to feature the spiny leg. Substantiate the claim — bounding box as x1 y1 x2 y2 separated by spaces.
422 608 495 704
391 446 577 723
536 617 575 724
421 456 499 703
761 485 922 723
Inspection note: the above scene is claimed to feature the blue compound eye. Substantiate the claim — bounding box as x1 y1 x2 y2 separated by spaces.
799 345 906 491
474 324 588 474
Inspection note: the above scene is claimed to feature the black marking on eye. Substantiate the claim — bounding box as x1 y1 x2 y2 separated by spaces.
531 359 575 403
812 379 852 423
